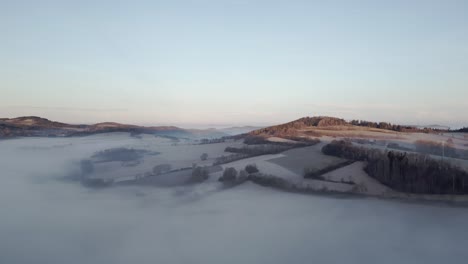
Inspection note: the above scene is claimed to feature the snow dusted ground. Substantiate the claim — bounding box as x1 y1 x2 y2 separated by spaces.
219 154 299 179
321 161 394 196
12 130 464 200
267 143 345 175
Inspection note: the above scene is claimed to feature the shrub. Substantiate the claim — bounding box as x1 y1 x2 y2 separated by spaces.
219 167 238 182
200 153 208 161
245 164 259 174
190 166 209 183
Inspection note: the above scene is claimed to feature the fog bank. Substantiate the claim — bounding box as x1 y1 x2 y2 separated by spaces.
1 134 468 264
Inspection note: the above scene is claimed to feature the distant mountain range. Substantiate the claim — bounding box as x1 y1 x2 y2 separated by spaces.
0 116 462 140
0 116 261 139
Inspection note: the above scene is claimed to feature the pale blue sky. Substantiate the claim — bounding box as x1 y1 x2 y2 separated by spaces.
1 0 467 127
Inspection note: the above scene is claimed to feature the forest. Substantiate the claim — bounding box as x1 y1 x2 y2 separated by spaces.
322 140 468 194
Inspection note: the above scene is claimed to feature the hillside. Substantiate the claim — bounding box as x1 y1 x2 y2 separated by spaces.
248 116 457 139
249 116 350 137
0 116 225 139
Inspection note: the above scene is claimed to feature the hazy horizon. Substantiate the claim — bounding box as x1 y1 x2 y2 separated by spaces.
0 114 463 130
2 0 468 127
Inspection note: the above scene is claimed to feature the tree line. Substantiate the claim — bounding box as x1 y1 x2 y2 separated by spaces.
349 120 447 133
322 140 468 195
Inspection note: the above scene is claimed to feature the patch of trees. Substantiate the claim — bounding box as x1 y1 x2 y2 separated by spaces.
188 166 209 183
213 153 250 165
199 138 226 144
322 140 468 194
303 160 355 181
455 127 468 133
245 164 259 174
218 166 250 185
247 174 292 190
243 135 270 145
349 120 448 133
322 140 371 160
91 148 151 162
350 120 402 131
218 139 319 166
219 167 238 182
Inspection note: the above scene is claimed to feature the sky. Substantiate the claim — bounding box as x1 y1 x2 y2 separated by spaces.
1 0 467 127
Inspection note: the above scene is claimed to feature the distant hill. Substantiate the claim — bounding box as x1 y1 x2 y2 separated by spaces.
248 116 457 139
249 116 348 137
219 126 263 136
0 116 226 139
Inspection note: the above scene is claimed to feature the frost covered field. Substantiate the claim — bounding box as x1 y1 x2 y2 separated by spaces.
1 134 468 264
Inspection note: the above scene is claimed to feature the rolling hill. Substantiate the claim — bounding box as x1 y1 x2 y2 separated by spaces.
0 116 226 139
